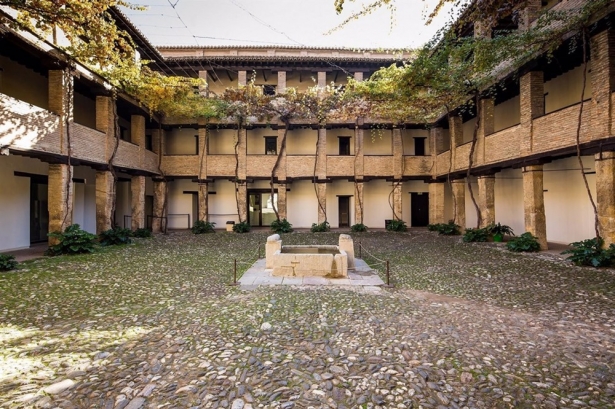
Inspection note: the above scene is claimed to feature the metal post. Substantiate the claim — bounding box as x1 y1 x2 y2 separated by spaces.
229 259 239 286
359 242 362 259
384 260 393 288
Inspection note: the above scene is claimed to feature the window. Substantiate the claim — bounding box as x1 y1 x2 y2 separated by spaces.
263 85 276 96
120 126 129 142
194 135 199 155
339 136 351 156
145 134 153 151
265 136 277 155
414 137 426 156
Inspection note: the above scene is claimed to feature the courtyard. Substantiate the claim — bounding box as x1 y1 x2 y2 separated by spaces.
1 231 614 408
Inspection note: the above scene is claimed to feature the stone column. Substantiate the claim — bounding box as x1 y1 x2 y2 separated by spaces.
238 71 247 87
590 28 615 139
48 164 73 242
152 179 167 233
317 183 327 224
477 175 496 227
96 96 116 160
354 125 364 178
354 72 364 82
198 182 208 222
197 123 208 177
393 128 403 179
355 181 364 225
131 175 146 230
237 128 247 180
393 183 403 221
131 115 145 167
518 0 541 31
451 179 466 231
595 152 615 246
277 184 287 220
48 70 73 155
449 115 463 171
520 71 545 155
237 182 248 223
522 165 548 250
428 182 445 225
96 170 115 233
477 98 494 166
198 70 209 97
474 20 492 38
277 71 286 93
317 71 327 88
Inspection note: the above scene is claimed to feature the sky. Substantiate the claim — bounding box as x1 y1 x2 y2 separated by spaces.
123 0 459 49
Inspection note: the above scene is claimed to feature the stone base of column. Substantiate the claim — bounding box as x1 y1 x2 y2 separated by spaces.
48 164 74 245
317 183 327 224
393 183 403 221
477 175 495 228
355 182 364 225
451 180 466 231
153 179 167 233
428 182 445 225
277 184 287 220
237 182 248 223
523 165 548 250
96 171 115 234
131 176 146 230
596 152 615 246
198 182 208 222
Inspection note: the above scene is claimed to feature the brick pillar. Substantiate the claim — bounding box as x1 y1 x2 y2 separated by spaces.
152 179 167 233
96 170 115 233
449 115 463 171
277 71 286 93
317 71 327 88
237 128 247 180
477 98 494 166
518 0 541 31
198 70 209 97
48 70 73 155
354 72 364 82
522 165 547 250
198 182 208 222
131 175 146 230
96 95 116 162
393 183 403 221
317 183 327 224
428 182 445 225
355 182 364 225
477 175 495 227
595 152 615 246
317 128 327 179
198 124 208 178
393 128 403 179
590 28 615 139
237 182 248 223
520 71 544 155
354 125 364 178
48 164 73 241
238 71 247 86
451 179 466 231
131 115 145 167
277 185 287 220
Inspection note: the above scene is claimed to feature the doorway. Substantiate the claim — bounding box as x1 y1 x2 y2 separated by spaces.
410 192 429 227
248 190 278 227
30 180 49 243
338 196 351 227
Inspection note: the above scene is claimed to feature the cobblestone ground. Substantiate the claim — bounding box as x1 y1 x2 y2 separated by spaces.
1 230 614 409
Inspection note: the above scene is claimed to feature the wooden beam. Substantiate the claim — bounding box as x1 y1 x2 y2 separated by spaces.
262 70 268 82
226 70 233 82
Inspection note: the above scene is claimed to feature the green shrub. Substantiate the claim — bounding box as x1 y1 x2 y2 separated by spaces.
47 224 97 256
463 227 489 242
386 219 407 232
233 221 251 233
132 228 152 238
0 254 18 271
191 220 216 234
350 223 368 232
270 218 293 234
561 237 615 267
506 232 541 252
428 221 461 235
99 227 132 246
487 222 515 236
311 221 330 233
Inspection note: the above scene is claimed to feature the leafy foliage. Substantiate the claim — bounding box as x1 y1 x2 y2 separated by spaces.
132 228 152 238
270 218 293 234
428 221 461 236
386 219 407 232
233 221 251 233
463 227 489 243
562 238 615 267
311 221 331 233
47 224 97 256
506 233 541 253
487 223 515 236
99 227 133 246
351 223 368 232
191 220 216 234
0 254 18 271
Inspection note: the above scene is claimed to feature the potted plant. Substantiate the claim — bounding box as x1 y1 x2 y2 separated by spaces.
487 223 514 242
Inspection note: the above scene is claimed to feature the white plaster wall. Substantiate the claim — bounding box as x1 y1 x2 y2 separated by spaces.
0 55 49 110
363 180 394 228
208 180 240 227
545 63 593 114
209 129 236 154
72 166 97 234
73 92 96 129
494 168 524 236
365 129 392 155
402 129 430 155
494 95 520 132
0 155 48 251
543 156 596 243
287 128 318 155
166 127 198 155
166 179 197 229
325 180 355 227
247 128 278 154
326 130 354 155
462 118 477 144
286 71 320 92
401 180 430 226
287 180 318 228
115 179 132 229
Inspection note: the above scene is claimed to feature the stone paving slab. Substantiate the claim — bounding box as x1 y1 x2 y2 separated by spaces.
238 258 385 289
